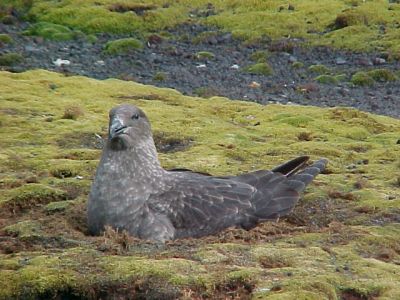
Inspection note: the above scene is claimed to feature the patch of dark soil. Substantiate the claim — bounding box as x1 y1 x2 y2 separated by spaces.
328 190 359 201
37 276 181 300
340 288 381 300
153 131 193 153
113 93 167 101
286 197 358 228
1 21 399 118
108 3 157 15
56 182 89 200
374 247 398 263
65 200 89 233
367 209 400 225
0 235 82 254
57 132 105 150
323 221 365 246
3 188 68 215
214 277 254 300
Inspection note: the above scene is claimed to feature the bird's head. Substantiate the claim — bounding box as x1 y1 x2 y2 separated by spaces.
107 104 152 151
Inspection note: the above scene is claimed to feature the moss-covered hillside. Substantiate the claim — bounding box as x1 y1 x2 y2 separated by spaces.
0 70 399 299
2 0 400 54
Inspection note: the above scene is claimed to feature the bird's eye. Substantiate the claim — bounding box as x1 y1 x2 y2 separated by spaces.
132 114 140 120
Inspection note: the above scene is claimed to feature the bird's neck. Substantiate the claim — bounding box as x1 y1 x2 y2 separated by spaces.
101 139 165 185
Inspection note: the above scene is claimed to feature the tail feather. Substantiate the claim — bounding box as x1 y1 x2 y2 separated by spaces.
253 158 328 220
272 155 310 176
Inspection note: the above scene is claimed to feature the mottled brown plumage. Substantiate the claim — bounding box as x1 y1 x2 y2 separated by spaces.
87 104 327 242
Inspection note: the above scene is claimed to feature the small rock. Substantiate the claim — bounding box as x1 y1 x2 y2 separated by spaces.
335 57 346 65
95 60 105 66
249 81 260 88
337 88 349 96
25 45 40 52
53 58 71 67
387 195 396 200
288 55 297 63
254 287 271 293
373 57 386 65
219 33 232 43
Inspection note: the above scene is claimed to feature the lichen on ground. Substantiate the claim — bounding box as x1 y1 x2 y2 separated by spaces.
3 0 400 54
0 70 399 299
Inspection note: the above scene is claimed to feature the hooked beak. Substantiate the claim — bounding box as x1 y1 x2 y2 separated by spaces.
109 118 127 139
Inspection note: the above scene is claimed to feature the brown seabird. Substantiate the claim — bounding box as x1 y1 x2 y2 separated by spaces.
87 104 327 242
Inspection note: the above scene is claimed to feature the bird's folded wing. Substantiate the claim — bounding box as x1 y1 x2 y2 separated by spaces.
147 177 260 239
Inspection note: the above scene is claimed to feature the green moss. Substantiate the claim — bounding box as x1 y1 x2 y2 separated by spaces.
308 64 330 74
367 68 397 82
335 73 347 81
0 0 33 20
86 34 97 43
194 86 221 98
250 50 270 62
291 61 304 69
0 69 399 299
2 184 68 210
314 74 339 84
103 38 143 55
0 53 24 66
23 22 77 41
195 51 215 60
0 34 13 44
351 71 374 86
153 71 167 81
332 9 368 29
5 0 397 54
4 220 42 238
44 200 74 213
243 62 273 75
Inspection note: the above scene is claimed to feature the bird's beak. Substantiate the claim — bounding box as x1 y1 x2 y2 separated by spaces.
109 118 127 139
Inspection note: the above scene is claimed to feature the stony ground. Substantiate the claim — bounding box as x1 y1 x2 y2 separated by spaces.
1 21 400 118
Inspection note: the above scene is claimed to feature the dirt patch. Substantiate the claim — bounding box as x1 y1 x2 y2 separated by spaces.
57 132 105 150
114 93 167 101
108 3 157 15
153 131 193 153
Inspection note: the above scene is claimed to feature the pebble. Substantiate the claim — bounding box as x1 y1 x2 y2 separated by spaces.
249 81 260 88
373 57 386 65
95 60 105 66
53 58 71 67
335 57 346 65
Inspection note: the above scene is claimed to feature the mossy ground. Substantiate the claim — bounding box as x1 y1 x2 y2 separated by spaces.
103 38 143 55
4 0 397 54
0 70 399 299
